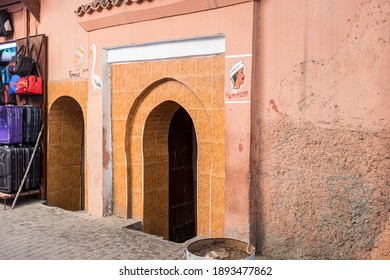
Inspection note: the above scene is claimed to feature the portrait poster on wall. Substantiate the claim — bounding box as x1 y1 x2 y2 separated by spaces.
225 55 252 103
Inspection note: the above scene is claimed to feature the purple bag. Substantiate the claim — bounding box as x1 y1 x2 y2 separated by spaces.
0 105 23 144
1 48 15 62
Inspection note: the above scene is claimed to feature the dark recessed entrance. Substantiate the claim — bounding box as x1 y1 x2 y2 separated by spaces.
168 107 197 243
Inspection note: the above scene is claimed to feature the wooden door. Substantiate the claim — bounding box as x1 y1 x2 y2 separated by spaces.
168 107 197 243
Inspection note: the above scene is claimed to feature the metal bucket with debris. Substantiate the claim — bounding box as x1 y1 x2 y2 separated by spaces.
186 238 255 260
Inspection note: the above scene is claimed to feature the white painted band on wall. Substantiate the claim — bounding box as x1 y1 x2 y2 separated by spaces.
225 54 252 58
0 42 16 50
224 100 251 104
106 35 226 64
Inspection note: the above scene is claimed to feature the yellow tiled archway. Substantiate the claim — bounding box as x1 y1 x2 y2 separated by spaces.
111 56 226 239
126 79 224 238
47 96 85 211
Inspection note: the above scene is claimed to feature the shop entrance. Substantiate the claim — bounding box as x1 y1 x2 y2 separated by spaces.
168 107 197 243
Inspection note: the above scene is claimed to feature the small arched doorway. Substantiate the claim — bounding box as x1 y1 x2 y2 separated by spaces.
168 107 197 243
141 100 197 242
48 96 85 211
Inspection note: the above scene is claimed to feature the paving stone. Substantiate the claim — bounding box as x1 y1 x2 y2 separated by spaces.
0 200 188 260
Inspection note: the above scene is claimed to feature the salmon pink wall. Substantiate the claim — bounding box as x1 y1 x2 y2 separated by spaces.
255 0 390 259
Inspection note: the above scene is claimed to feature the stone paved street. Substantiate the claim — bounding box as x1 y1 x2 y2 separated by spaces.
0 198 189 260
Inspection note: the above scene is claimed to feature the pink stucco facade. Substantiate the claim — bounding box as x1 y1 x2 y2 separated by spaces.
254 0 389 259
2 0 388 259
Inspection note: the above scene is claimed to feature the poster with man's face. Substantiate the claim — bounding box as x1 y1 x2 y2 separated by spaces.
225 56 251 103
229 60 246 90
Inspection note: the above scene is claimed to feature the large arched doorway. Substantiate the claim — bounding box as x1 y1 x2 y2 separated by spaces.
125 78 224 239
168 107 197 242
47 96 85 211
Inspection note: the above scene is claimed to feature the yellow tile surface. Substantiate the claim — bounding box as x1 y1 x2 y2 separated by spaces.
197 206 210 236
111 64 127 92
144 164 157 191
113 146 126 165
130 137 142 164
112 91 129 120
196 57 212 76
151 61 166 81
156 188 168 216
47 167 62 192
212 76 225 108
196 76 213 108
213 143 226 177
112 120 126 147
125 63 140 92
197 173 211 208
139 62 153 90
212 55 225 76
198 142 213 174
211 207 225 237
133 195 143 220
110 55 227 238
47 191 60 207
180 58 196 76
113 163 127 191
130 164 142 194
166 60 181 77
155 215 169 239
211 109 225 143
211 176 226 208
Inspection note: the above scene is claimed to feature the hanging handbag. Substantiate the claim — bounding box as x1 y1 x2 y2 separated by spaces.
8 45 35 76
0 85 16 105
9 74 20 94
1 66 10 84
0 67 4 91
0 10 13 37
16 75 42 95
16 41 43 96
1 48 15 62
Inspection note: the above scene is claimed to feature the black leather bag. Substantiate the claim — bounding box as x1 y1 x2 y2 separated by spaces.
8 45 35 76
0 85 16 105
0 10 13 36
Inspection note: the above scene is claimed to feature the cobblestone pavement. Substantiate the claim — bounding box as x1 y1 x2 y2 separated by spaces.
0 198 189 260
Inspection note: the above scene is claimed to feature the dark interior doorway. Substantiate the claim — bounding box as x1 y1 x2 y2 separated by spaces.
168 107 197 243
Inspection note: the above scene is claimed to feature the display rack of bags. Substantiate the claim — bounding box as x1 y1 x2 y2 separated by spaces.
0 40 43 194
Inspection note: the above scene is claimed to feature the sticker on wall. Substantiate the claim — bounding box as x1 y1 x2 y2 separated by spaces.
69 46 88 79
225 55 252 103
89 44 102 90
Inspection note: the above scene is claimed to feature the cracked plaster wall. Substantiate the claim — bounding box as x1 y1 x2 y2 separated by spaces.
255 0 390 259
